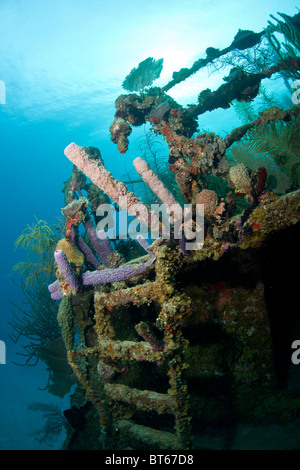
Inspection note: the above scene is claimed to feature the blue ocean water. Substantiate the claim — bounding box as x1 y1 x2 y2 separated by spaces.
0 0 298 450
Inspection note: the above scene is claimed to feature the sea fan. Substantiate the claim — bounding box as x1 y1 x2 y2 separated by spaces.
243 115 300 185
233 101 257 124
28 402 67 445
12 218 61 286
233 85 286 125
37 337 75 398
9 278 61 366
122 57 164 93
267 12 300 56
266 11 300 79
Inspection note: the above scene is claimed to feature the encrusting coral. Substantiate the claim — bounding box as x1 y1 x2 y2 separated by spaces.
109 118 132 154
57 296 74 351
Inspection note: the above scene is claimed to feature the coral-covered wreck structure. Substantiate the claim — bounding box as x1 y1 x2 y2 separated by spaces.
48 11 300 449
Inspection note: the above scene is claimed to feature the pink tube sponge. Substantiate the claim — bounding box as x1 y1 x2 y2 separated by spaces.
64 143 150 227
133 157 180 210
133 157 182 228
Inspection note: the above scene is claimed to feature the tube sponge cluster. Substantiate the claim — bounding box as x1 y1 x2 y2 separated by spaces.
49 236 154 300
50 142 194 301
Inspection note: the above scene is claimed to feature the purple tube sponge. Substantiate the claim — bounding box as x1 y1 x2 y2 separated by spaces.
77 236 101 269
78 237 101 269
48 279 63 300
84 219 111 266
97 229 113 254
70 226 100 269
51 289 63 300
82 235 154 285
48 279 59 293
54 249 80 290
136 235 150 252
179 234 188 255
82 254 154 285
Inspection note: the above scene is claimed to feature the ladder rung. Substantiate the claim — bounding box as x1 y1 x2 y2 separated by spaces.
75 339 166 363
104 383 176 414
94 280 160 308
116 419 181 450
